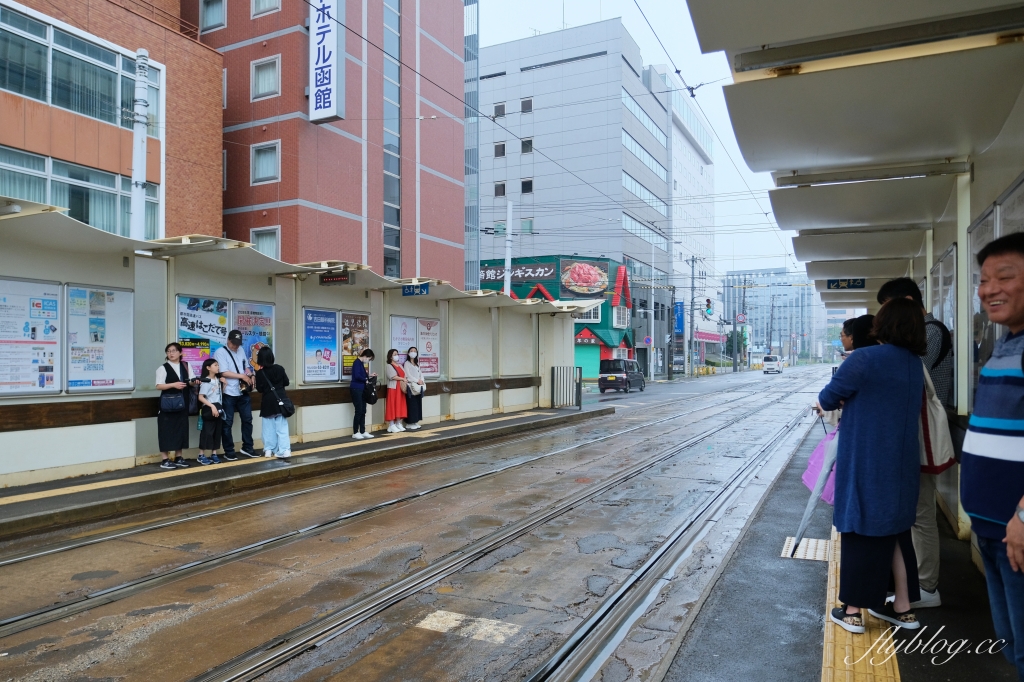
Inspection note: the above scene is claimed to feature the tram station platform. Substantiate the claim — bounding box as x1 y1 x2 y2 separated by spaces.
0 406 611 542
660 431 1016 682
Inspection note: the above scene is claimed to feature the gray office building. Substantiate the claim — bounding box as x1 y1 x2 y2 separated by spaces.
476 19 717 376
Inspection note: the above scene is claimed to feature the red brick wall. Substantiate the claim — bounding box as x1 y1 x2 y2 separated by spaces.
17 0 223 238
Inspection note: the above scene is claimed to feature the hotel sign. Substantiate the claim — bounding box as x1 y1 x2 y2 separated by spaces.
309 0 344 123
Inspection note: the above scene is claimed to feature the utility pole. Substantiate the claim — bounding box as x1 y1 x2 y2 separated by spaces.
503 200 512 296
667 285 675 380
732 317 738 373
686 256 698 377
129 49 150 241
767 294 778 355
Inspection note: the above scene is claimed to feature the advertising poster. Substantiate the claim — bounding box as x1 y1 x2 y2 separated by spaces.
558 259 610 299
230 301 275 370
180 339 210 380
303 308 339 383
416 318 441 376
66 286 134 392
341 312 371 377
389 316 417 365
0 278 60 394
177 295 229 355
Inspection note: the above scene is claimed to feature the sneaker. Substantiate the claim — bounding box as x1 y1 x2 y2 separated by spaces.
352 433 365 440
887 588 941 609
363 432 375 439
210 454 222 464
387 424 397 433
276 452 291 459
263 450 274 458
159 459 176 470
868 603 920 630
174 456 189 468
197 455 213 466
239 448 259 459
407 424 421 430
221 452 238 461
830 606 865 634
397 423 406 431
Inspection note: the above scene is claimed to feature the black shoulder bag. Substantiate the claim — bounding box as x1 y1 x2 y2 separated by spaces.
260 368 295 418
159 362 186 413
363 375 379 405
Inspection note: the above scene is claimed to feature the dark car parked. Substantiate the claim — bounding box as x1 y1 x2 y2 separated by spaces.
598 359 645 393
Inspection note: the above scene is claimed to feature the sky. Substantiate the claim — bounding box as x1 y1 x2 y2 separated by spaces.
478 0 800 278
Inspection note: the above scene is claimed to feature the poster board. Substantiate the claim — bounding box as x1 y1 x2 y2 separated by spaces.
66 285 134 392
230 301 275 369
303 308 339 383
389 316 417 365
0 277 61 395
417 318 440 376
177 295 229 364
341 311 371 378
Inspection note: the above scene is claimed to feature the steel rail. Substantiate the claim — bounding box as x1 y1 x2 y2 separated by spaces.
0 380 769 569
0 383 787 639
524 406 812 682
188 378 817 682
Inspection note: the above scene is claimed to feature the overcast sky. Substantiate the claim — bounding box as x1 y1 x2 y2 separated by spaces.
479 0 799 278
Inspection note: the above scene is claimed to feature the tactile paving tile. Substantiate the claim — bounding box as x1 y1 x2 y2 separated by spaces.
781 536 830 561
820 527 901 682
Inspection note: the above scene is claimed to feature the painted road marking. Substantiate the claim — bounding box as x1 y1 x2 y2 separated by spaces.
415 610 521 644
0 412 560 507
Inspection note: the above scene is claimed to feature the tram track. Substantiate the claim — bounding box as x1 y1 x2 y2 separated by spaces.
188 377 818 682
0 380 797 640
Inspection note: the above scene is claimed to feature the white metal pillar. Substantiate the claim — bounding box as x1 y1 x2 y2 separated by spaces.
129 49 150 241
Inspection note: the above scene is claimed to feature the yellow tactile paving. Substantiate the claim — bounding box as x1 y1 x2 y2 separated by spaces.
0 411 558 507
781 536 830 561
821 527 901 682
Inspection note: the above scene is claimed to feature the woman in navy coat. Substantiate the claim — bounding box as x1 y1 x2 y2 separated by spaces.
818 298 927 633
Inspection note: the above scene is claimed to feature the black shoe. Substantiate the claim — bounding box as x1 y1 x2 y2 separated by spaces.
159 459 176 470
173 457 189 468
221 452 239 461
829 605 865 634
868 603 920 630
239 448 259 458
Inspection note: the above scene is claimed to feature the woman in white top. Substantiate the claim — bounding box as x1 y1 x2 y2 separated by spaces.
403 346 425 430
156 342 191 470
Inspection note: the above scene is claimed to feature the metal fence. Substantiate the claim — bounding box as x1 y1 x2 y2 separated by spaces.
551 366 582 409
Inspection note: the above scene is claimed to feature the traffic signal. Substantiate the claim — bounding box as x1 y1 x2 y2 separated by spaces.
704 298 713 315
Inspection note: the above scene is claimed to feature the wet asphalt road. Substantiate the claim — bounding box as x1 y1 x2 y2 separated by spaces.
0 367 828 681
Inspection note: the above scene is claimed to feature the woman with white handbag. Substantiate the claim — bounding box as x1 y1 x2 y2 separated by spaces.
403 346 425 430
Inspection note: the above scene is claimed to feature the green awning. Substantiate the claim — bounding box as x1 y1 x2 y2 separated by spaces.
578 325 633 349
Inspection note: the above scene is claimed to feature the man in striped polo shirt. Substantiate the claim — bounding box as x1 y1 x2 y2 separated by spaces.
961 231 1024 679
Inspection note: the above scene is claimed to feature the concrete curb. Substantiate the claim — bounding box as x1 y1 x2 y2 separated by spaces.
0 407 615 541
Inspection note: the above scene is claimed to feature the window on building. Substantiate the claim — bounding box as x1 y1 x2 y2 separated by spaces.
0 23 47 102
495 182 505 197
222 68 227 108
613 306 629 328
251 227 280 259
383 248 400 278
494 143 505 158
520 97 532 113
613 347 630 359
251 141 280 184
51 50 117 124
383 0 401 278
520 218 533 234
493 102 505 117
521 178 533 194
201 0 226 31
252 0 281 17
251 56 280 100
521 138 533 154
494 221 506 236
577 305 600 322
0 145 45 203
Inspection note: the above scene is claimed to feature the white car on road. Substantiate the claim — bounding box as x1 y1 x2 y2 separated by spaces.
763 355 783 374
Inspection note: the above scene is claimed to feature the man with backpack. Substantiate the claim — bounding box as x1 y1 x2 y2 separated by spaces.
877 277 955 609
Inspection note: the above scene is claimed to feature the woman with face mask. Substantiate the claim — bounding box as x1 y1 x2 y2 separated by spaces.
403 346 425 430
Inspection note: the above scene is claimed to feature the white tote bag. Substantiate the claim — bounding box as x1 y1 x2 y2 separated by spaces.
919 364 955 474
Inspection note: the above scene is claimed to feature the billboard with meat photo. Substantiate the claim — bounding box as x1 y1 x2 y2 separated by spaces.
558 259 610 299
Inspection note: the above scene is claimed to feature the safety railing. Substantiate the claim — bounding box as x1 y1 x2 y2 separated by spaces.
551 366 582 409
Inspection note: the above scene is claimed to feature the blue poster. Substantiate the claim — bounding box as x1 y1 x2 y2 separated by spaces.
674 302 686 335
303 308 339 382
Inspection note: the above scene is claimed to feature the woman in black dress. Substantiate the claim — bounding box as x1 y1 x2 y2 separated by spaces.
156 342 191 470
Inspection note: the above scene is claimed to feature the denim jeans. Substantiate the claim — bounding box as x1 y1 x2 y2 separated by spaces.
221 393 253 454
261 414 291 456
978 535 1024 680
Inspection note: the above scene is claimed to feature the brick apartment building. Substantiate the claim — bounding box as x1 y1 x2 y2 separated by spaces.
191 0 467 285
0 0 222 238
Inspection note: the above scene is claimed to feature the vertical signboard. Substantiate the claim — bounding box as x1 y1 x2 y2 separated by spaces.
389 316 417 365
417 318 440 376
0 278 61 394
177 295 229 357
309 0 344 123
303 308 339 383
341 312 371 377
66 285 134 392
230 301 275 369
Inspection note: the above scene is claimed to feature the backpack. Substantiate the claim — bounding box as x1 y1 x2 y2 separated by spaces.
925 319 953 370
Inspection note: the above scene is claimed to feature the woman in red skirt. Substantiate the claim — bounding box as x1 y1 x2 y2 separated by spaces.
384 348 408 432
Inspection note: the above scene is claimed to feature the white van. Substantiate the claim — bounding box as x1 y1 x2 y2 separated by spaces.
763 355 783 374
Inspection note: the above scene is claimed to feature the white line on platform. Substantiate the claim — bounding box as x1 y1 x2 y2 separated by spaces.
415 610 521 644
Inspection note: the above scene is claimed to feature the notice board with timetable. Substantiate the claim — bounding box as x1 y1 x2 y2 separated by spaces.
0 277 61 395
66 285 134 392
